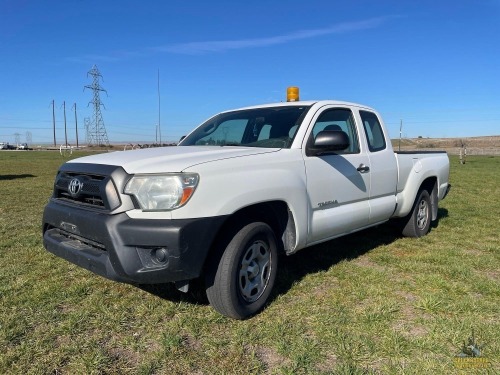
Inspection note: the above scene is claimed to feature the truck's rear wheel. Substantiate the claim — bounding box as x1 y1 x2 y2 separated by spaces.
402 189 431 237
205 222 278 319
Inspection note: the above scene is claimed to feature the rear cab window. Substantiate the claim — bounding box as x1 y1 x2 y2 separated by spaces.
360 111 386 152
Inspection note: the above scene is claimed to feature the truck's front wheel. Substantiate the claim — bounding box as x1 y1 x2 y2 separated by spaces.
402 189 431 237
206 222 278 319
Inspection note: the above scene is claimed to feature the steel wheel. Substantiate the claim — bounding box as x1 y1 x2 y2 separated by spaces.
402 189 432 238
416 198 429 230
205 222 278 319
239 239 272 303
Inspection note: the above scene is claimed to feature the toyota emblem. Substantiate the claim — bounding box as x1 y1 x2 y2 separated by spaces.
68 178 83 197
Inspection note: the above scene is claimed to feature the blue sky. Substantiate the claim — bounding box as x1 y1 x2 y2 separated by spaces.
0 0 499 145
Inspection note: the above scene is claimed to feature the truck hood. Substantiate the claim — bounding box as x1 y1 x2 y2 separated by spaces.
68 146 280 174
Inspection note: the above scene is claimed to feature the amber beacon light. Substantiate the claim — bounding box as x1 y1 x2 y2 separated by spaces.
286 86 300 102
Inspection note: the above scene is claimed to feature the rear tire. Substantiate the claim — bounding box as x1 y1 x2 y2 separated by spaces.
205 222 278 319
402 189 431 237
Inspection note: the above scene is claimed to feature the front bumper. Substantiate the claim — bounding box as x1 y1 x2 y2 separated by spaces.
42 200 226 284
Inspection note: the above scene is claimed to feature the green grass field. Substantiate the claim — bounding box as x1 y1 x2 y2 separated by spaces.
1 151 498 374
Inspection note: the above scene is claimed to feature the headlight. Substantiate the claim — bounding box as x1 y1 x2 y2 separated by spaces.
124 173 199 211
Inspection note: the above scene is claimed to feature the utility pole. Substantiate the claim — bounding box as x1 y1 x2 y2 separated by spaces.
158 68 161 145
52 100 56 147
62 101 68 148
72 103 79 148
399 119 403 152
84 65 109 147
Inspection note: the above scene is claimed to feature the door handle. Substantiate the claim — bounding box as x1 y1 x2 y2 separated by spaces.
357 164 370 173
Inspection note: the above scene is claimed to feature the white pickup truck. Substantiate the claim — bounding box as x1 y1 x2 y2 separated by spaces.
43 92 451 319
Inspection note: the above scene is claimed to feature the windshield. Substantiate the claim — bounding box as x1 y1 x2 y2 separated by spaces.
179 105 311 148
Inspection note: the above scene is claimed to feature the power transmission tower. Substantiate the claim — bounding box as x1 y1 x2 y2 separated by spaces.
84 117 90 144
84 65 109 146
26 131 32 147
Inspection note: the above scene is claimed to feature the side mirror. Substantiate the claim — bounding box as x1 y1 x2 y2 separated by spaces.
307 130 350 156
179 135 186 143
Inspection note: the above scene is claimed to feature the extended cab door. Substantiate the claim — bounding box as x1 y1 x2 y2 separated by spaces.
303 106 371 244
357 110 398 224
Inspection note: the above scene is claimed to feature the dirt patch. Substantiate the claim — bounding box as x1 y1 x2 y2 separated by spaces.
392 320 428 339
462 248 483 257
395 290 417 303
395 291 431 320
182 334 202 351
352 257 388 273
55 303 75 314
481 269 499 283
107 346 140 368
391 291 428 338
254 346 290 372
55 334 72 348
315 353 339 372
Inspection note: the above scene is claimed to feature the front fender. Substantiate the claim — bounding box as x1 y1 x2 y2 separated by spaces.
178 149 309 249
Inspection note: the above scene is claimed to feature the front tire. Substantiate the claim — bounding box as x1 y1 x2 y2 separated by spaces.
205 222 278 319
402 189 431 237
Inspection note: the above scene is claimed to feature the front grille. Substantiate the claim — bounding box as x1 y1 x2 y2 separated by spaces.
53 171 120 211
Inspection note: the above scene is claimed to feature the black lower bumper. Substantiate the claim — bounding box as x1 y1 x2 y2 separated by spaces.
42 201 226 284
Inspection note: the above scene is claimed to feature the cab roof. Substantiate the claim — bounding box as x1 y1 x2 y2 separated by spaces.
221 100 376 113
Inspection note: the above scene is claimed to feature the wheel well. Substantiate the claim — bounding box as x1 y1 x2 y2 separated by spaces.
202 201 296 276
223 201 294 252
420 177 436 194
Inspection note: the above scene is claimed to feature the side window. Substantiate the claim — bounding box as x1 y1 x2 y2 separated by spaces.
360 111 386 152
311 108 360 154
257 124 271 141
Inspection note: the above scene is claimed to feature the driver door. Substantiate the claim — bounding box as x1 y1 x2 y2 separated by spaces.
304 106 371 244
